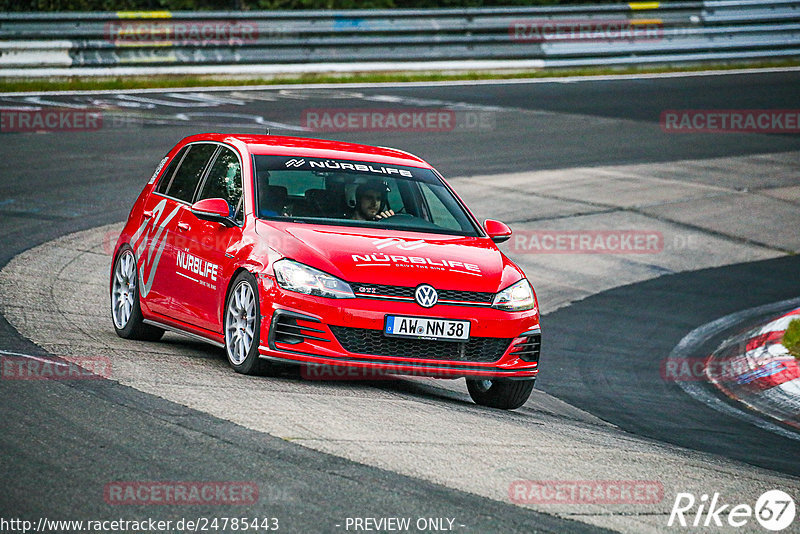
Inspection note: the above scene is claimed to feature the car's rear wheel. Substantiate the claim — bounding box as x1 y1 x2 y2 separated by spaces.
466 378 534 410
224 271 272 375
111 245 164 341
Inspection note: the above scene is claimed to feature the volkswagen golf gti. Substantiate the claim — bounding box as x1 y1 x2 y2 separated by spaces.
111 133 541 409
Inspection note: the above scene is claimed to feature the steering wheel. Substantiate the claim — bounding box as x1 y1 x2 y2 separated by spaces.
377 213 414 221
374 206 409 220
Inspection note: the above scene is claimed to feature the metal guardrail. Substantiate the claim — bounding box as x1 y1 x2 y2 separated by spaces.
0 1 798 76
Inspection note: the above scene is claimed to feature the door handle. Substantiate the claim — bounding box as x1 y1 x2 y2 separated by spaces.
177 222 190 232
143 210 153 219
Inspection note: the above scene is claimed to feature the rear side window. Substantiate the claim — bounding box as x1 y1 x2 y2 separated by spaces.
197 147 243 224
156 146 189 195
164 143 218 203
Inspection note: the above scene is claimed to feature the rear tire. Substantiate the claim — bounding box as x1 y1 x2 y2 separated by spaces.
224 271 273 375
111 245 164 341
466 378 534 410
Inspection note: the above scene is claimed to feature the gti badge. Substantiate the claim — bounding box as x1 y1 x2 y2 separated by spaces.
415 284 438 308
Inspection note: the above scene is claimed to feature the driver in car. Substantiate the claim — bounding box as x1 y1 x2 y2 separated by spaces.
351 181 395 221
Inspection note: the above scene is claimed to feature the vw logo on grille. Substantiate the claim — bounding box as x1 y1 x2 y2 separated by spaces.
414 284 438 308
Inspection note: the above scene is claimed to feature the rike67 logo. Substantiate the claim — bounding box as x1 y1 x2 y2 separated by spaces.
669 490 795 531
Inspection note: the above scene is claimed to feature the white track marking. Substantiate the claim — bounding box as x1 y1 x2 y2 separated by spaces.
0 348 69 366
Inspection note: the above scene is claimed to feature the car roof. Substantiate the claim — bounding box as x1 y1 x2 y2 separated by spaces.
180 133 433 169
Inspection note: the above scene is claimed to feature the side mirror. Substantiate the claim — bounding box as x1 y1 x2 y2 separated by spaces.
484 219 512 243
191 198 235 227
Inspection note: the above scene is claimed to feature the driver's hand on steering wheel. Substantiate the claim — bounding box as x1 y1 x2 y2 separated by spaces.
373 209 395 220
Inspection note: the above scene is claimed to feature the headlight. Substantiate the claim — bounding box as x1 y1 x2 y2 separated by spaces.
273 259 355 299
492 279 536 312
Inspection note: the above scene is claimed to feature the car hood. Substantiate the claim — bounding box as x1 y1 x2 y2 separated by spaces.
256 220 524 293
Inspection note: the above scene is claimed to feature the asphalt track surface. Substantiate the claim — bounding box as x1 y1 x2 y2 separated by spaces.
1 70 799 531
539 254 800 477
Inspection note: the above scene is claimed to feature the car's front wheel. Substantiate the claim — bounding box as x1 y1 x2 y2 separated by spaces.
111 245 164 341
466 378 534 410
224 271 272 375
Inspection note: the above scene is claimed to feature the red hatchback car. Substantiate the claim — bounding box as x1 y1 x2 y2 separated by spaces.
111 133 541 409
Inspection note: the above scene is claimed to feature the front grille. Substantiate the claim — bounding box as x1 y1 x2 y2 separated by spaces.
330 326 512 363
352 283 493 305
353 284 414 299
439 289 494 304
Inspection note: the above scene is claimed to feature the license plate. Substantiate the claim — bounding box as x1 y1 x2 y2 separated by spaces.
384 315 470 342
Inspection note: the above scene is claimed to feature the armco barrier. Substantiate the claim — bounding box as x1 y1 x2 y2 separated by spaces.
0 0 798 76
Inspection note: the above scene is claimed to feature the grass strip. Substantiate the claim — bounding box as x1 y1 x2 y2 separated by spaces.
2 59 799 93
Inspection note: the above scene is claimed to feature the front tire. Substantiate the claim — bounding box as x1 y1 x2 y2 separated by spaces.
466 378 534 410
224 271 272 375
111 245 164 341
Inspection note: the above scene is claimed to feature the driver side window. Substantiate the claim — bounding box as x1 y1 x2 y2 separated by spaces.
197 147 243 224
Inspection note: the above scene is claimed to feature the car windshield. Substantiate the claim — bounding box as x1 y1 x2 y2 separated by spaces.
252 155 479 236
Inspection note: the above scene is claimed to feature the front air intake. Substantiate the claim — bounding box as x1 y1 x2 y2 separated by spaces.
510 331 541 363
269 310 329 346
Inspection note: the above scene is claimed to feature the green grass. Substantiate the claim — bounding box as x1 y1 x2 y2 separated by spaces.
784 318 800 359
1 58 799 93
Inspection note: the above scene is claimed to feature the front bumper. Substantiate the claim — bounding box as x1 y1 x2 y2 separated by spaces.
256 277 540 379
